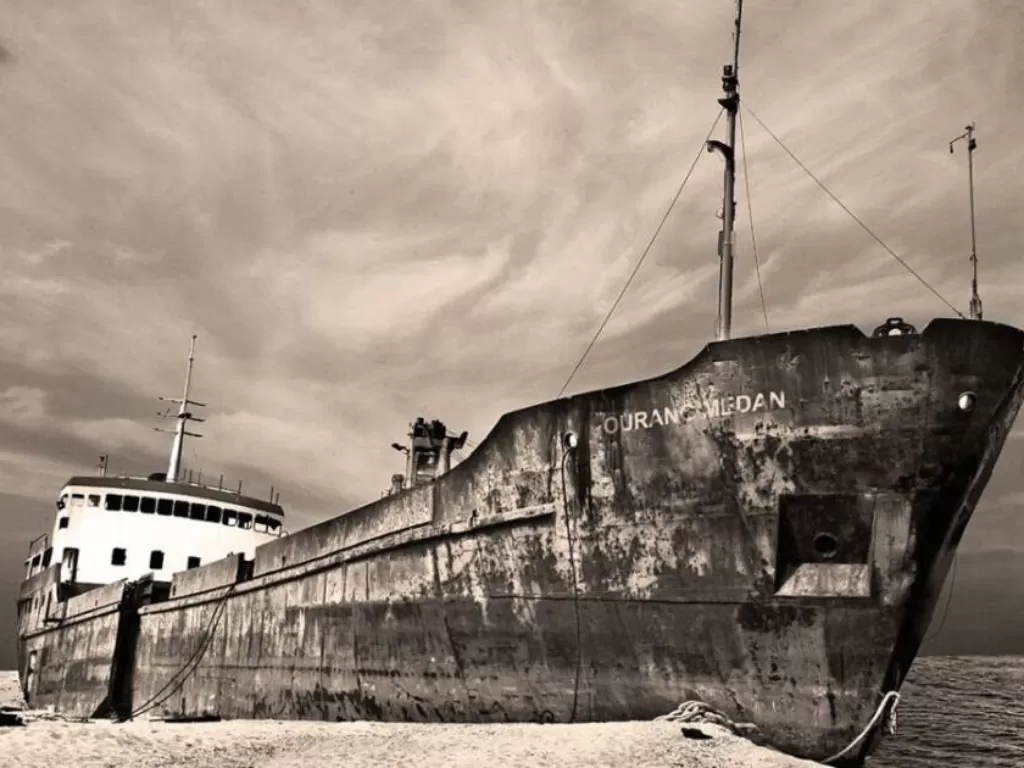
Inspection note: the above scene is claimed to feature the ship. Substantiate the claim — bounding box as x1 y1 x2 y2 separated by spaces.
14 2 1024 765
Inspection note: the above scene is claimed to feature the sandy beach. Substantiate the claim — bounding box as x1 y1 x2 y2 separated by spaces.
0 671 820 768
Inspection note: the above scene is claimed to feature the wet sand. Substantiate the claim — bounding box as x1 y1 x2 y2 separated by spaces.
0 671 819 768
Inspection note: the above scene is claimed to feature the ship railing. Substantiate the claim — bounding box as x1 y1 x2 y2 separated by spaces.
175 469 281 508
23 534 52 579
98 472 282 511
25 533 49 559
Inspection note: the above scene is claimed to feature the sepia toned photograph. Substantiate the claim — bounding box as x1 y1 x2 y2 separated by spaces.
2 1 1022 766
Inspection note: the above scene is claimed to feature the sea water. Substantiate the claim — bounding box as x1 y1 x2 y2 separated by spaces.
870 655 1024 768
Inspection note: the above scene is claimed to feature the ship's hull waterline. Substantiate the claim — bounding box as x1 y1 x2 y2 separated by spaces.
17 318 1024 765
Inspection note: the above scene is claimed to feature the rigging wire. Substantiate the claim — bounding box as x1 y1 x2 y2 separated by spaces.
738 108 770 333
925 554 958 642
556 108 725 399
742 104 966 319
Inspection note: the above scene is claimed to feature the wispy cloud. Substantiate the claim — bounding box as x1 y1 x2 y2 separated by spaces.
1 0 1022 583
0 386 49 428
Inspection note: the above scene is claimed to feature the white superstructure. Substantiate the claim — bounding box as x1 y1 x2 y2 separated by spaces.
39 477 284 584
22 334 287 585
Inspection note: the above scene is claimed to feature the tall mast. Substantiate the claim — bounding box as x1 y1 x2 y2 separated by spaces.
949 123 982 320
707 0 744 341
155 334 206 483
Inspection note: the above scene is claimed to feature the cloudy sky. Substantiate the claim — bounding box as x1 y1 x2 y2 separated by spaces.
2 0 1022 667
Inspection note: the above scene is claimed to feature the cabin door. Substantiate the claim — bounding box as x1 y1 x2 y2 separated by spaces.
61 547 79 583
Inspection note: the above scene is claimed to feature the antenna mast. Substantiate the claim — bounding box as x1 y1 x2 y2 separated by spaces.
707 0 743 341
154 334 207 483
949 123 982 320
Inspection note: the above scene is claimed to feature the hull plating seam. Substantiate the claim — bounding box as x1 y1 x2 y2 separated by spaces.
16 319 1024 768
147 503 558 613
21 599 123 640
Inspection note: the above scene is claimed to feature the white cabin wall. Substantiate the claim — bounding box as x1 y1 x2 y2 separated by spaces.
50 484 282 585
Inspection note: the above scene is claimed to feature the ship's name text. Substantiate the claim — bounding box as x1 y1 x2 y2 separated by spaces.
601 390 787 435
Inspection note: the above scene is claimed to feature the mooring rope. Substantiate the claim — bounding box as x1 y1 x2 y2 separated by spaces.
821 691 900 765
656 691 900 765
655 700 764 742
559 449 583 723
116 582 237 722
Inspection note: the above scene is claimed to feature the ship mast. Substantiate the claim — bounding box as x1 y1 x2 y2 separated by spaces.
707 0 744 341
949 123 982 320
155 334 206 483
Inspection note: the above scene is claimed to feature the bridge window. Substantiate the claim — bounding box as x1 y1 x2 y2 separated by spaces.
70 494 84 507
254 515 269 533
111 548 127 566
58 517 69 529
87 495 101 507
222 509 237 527
149 550 164 570
157 499 173 516
238 512 253 530
189 503 206 521
187 556 201 569
123 495 139 512
205 505 222 524
140 497 155 514
267 518 281 535
105 494 123 511
173 500 189 518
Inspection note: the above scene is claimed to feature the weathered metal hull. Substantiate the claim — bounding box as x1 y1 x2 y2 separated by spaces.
17 318 1024 765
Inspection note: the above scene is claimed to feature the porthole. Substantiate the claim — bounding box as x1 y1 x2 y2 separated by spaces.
957 391 976 413
813 532 839 559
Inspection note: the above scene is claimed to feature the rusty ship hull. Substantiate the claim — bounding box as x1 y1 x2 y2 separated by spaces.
16 317 1024 764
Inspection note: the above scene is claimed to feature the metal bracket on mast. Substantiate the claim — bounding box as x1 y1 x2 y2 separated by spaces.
153 427 205 439
707 140 734 165
949 123 982 321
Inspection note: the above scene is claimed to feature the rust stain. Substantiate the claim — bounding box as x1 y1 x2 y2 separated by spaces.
16 318 1024 764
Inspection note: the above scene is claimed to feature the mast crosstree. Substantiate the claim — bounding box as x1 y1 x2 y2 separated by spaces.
153 334 207 483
